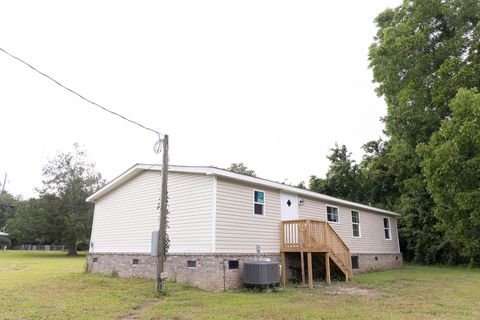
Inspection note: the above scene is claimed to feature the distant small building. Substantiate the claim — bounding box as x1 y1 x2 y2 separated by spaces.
86 164 402 290
0 232 8 237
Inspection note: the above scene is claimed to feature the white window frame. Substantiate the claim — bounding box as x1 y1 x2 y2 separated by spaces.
325 205 339 223
383 217 392 240
351 210 361 238
253 189 266 216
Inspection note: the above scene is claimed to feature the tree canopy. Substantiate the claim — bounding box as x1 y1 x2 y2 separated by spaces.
311 0 480 265
226 163 256 177
0 192 19 231
6 144 104 255
420 89 480 264
309 144 360 202
367 0 480 264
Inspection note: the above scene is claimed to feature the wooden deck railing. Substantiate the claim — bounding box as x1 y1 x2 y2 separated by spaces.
281 219 329 252
280 219 352 278
325 223 352 276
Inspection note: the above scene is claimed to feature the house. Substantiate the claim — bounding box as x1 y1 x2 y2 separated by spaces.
86 164 402 290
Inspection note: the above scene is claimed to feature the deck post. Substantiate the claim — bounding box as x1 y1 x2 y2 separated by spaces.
325 252 331 285
279 219 352 287
280 222 284 252
300 251 305 284
307 252 313 289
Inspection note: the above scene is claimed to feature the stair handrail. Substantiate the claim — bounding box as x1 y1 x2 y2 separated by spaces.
326 223 352 275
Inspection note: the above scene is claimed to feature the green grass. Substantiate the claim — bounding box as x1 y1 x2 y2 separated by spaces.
1 251 480 319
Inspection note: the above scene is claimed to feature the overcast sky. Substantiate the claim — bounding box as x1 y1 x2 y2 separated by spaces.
0 0 402 198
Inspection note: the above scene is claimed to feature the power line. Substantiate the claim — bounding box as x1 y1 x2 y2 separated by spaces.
1 47 171 292
0 47 164 152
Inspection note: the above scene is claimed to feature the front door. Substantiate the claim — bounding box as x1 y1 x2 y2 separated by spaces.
281 192 299 220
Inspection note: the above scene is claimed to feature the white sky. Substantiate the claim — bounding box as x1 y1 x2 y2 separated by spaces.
0 0 401 198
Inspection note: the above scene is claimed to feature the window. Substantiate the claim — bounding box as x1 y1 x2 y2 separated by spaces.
228 260 239 269
253 190 265 215
351 210 360 237
93 257 98 263
187 260 197 268
383 217 391 240
351 256 359 269
132 259 139 265
326 206 339 222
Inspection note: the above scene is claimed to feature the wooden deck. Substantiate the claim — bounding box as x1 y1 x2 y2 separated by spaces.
280 219 353 288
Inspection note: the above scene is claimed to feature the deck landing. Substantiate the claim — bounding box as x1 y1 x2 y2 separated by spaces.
280 219 353 288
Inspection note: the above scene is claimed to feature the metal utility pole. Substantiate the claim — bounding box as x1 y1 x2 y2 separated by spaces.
155 135 169 292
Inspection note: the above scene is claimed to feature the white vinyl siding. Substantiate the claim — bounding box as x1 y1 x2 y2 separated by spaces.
298 196 400 254
89 171 160 253
89 171 213 254
90 167 401 256
215 178 281 253
168 173 214 253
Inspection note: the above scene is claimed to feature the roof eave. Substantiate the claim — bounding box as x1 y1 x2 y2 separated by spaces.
206 170 400 217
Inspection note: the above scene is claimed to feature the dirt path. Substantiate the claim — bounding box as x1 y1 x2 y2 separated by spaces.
325 283 386 297
118 299 163 320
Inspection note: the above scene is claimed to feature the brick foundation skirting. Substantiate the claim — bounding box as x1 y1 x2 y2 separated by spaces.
87 252 279 291
351 253 403 274
87 252 402 290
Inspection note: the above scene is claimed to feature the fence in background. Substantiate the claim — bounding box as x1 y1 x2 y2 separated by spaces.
11 244 66 251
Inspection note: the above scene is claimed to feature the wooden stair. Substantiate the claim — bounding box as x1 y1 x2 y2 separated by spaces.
280 219 353 287
329 249 353 280
325 222 353 280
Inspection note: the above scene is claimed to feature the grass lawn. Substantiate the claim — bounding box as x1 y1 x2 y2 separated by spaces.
1 251 479 319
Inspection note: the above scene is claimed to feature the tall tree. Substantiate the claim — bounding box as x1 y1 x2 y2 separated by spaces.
369 0 480 264
40 144 104 255
226 163 256 177
358 139 399 210
370 0 480 145
0 192 19 230
420 89 480 264
7 144 104 255
7 195 61 245
310 144 360 202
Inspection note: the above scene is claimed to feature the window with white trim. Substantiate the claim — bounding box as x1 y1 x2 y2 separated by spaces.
253 190 265 215
351 210 360 237
383 217 391 240
326 206 339 222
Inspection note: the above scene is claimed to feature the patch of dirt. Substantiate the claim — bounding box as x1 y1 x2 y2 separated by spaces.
118 299 163 320
0 264 28 272
325 283 386 297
